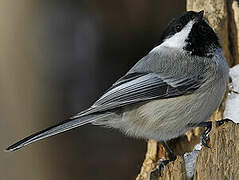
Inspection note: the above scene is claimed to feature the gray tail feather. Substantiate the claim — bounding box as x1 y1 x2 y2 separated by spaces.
6 113 110 152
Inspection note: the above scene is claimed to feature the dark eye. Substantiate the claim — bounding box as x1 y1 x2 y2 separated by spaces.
189 13 195 19
199 25 209 35
175 24 182 32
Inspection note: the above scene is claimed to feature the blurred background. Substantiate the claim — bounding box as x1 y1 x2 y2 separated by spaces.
0 0 185 179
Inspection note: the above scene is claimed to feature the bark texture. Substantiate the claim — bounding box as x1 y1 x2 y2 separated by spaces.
194 122 239 180
136 0 239 179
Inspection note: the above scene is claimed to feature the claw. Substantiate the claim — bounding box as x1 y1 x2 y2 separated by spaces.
191 119 232 148
216 118 233 126
200 133 210 148
150 141 177 178
200 122 212 148
150 158 176 178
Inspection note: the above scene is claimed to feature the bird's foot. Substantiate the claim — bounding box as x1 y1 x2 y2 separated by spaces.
150 156 177 178
199 122 212 148
193 119 232 148
150 141 177 178
216 118 233 126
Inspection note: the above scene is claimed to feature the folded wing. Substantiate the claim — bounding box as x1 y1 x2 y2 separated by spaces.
75 72 202 117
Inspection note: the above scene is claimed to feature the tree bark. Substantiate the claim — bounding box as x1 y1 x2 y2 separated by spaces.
136 0 239 179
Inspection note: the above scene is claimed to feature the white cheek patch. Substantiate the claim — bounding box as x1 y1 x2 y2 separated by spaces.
151 20 195 52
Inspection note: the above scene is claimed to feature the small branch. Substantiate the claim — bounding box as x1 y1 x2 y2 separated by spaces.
136 140 158 180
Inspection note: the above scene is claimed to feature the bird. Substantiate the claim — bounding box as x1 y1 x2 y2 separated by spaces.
6 10 229 173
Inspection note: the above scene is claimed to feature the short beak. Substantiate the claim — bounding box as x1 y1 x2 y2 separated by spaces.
197 10 204 20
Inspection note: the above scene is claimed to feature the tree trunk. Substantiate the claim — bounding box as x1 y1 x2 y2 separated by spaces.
136 0 239 179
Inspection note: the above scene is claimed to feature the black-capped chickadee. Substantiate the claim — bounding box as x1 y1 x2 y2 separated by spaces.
6 10 229 172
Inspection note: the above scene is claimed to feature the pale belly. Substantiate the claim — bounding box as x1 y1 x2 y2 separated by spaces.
113 81 226 141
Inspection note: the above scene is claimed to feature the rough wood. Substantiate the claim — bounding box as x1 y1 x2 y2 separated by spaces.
136 0 239 179
194 122 239 180
230 0 239 65
158 157 186 180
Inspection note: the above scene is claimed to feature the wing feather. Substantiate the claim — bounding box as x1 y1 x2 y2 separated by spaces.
73 72 202 118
